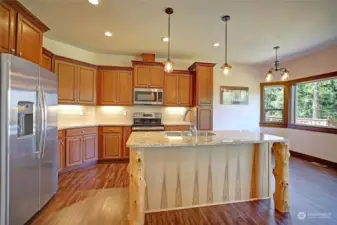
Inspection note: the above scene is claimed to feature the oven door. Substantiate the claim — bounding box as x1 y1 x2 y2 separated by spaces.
134 88 163 105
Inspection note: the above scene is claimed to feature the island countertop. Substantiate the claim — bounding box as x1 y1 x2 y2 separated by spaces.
126 130 287 148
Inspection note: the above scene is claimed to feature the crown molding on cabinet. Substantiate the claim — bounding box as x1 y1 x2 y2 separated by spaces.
188 62 216 71
132 60 164 67
98 66 133 71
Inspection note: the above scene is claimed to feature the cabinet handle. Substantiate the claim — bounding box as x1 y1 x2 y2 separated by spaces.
10 49 15 53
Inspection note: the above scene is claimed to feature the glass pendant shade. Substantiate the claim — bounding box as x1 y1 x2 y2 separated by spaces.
281 70 290 81
222 63 232 76
265 71 273 82
164 61 173 73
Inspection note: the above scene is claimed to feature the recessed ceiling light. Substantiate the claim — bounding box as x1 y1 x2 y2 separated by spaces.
105 31 113 37
162 37 169 42
213 42 220 47
88 0 99 5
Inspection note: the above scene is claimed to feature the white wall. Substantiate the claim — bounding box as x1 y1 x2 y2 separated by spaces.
44 37 263 131
259 44 337 163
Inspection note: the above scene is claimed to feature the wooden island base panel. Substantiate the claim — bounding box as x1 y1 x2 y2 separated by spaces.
126 131 290 225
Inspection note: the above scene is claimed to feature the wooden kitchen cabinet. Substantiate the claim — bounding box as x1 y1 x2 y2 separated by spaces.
55 58 97 105
0 3 16 54
197 106 213 130
164 72 192 106
41 48 53 71
134 64 164 88
58 130 65 173
65 127 98 168
16 14 43 65
196 66 213 105
99 69 133 105
102 133 122 159
164 125 190 131
122 126 132 158
65 136 82 167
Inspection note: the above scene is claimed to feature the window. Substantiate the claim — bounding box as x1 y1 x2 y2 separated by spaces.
295 78 337 128
263 86 285 123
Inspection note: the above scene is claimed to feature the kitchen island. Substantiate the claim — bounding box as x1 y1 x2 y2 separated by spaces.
126 131 290 225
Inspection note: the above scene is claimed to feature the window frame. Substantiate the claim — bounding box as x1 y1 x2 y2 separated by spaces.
260 71 337 134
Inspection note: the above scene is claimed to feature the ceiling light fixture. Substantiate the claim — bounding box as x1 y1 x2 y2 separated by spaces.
265 46 290 82
213 42 220 47
104 31 112 37
221 15 232 76
164 7 174 73
162 37 169 42
88 0 99 5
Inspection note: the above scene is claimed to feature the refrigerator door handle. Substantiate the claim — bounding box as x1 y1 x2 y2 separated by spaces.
41 87 48 158
35 86 45 158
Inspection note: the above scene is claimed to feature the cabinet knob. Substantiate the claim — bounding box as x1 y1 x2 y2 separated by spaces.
10 49 15 53
81 131 84 133
18 52 22 56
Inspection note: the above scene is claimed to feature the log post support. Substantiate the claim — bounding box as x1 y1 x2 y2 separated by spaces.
272 142 290 213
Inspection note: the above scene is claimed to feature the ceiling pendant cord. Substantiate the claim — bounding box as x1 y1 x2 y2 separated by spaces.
225 19 228 64
168 12 171 62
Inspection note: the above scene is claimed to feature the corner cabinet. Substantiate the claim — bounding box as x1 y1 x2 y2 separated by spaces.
133 63 164 88
55 58 97 105
0 1 49 64
98 69 133 106
164 72 192 106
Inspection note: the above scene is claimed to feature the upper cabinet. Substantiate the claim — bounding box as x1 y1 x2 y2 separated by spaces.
98 67 133 106
41 48 53 71
55 57 97 105
0 1 49 64
133 61 164 88
0 3 16 54
164 71 192 106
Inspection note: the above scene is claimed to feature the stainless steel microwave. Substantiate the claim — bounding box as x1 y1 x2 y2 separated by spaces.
134 88 163 105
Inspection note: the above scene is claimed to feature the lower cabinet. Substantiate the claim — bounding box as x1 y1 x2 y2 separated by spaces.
58 130 65 173
65 127 98 169
197 106 213 130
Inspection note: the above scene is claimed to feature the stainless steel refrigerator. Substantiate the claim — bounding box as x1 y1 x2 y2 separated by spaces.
0 53 58 225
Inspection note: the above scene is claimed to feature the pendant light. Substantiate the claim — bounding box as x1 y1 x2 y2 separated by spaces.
164 8 174 73
221 15 232 75
265 46 290 82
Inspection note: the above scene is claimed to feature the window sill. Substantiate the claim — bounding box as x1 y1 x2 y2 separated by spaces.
259 123 337 134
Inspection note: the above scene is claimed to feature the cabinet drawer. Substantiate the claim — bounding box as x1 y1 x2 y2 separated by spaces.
66 127 98 136
102 126 123 133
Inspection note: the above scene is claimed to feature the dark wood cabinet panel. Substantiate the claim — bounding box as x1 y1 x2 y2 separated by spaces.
58 139 65 173
122 126 132 158
66 136 82 167
82 134 98 163
164 73 192 106
134 66 150 87
16 14 42 65
117 71 133 105
197 67 213 105
102 133 122 159
41 53 52 71
78 66 96 104
100 70 118 104
164 74 178 105
150 66 164 88
0 3 16 54
178 74 192 106
55 60 77 104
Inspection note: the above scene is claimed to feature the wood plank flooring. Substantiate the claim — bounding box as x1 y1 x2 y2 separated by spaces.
29 157 337 225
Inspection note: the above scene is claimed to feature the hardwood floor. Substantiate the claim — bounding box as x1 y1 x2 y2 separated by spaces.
29 157 337 225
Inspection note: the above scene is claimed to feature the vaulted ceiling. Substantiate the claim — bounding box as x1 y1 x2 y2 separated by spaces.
20 0 337 64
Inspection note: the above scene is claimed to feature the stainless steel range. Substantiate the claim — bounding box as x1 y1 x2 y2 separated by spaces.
132 112 164 131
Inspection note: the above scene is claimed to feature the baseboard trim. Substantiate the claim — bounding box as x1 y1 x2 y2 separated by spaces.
290 150 337 170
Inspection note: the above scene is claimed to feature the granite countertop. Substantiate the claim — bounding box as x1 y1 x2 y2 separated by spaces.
58 122 192 130
126 130 287 148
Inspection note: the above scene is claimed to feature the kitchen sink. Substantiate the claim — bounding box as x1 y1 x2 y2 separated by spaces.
164 131 216 137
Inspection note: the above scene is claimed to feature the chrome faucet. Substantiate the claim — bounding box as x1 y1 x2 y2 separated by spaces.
183 109 197 134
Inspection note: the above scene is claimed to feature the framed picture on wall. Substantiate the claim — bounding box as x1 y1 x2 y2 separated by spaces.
220 86 249 105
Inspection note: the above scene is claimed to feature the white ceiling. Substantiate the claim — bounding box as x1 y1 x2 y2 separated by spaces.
20 0 337 64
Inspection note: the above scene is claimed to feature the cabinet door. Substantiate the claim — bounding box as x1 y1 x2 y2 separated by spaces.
16 14 43 65
118 71 133 105
82 134 98 163
150 67 164 88
55 60 77 104
122 126 132 158
0 3 16 54
164 74 178 105
198 106 213 130
102 133 122 159
41 52 52 71
58 139 65 173
78 66 96 104
134 66 150 87
197 67 213 105
178 74 192 106
100 70 118 105
66 136 82 167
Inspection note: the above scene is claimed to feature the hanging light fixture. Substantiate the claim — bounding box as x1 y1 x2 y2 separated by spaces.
164 7 174 73
265 46 290 82
221 15 232 75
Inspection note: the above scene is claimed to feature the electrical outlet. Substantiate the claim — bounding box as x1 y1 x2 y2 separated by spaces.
123 111 127 116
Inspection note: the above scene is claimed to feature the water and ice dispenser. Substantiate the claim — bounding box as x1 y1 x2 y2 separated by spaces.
17 102 34 137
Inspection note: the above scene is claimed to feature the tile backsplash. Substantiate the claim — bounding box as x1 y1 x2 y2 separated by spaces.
58 105 192 126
